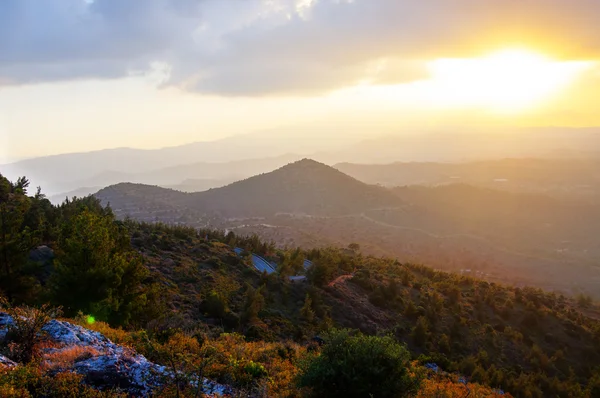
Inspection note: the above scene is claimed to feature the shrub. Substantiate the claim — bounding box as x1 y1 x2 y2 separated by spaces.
576 293 593 309
0 362 126 397
298 329 420 398
0 299 62 363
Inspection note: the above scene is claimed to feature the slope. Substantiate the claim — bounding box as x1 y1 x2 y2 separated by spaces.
94 183 203 225
335 157 600 201
187 158 403 217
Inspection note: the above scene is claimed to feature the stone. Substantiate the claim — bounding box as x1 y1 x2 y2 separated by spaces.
0 354 17 368
0 312 230 396
0 312 15 341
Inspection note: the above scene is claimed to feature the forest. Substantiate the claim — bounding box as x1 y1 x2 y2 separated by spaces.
1 172 600 397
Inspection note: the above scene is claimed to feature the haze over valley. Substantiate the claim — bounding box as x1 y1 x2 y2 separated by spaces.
3 1 600 397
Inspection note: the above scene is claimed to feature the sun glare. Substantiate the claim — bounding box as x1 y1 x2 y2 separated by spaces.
425 49 593 112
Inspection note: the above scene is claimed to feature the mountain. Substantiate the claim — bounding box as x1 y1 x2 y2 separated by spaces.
50 154 304 204
162 178 236 193
94 183 203 225
7 127 600 196
48 186 103 205
130 153 303 186
330 127 600 164
5 171 600 397
335 157 600 201
93 159 600 297
73 154 302 197
96 159 403 220
1 139 307 195
186 159 403 217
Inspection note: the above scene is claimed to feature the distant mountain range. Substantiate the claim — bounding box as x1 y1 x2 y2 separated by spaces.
94 158 600 297
4 127 600 195
335 157 600 201
96 159 402 219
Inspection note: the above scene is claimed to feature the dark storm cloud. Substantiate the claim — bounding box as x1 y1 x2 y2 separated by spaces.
1 0 599 94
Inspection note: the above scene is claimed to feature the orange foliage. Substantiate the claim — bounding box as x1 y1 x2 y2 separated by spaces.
43 345 102 371
417 377 513 398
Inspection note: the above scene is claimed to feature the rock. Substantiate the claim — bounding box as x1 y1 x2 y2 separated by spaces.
0 312 15 341
0 354 17 368
0 313 230 396
42 319 114 348
74 353 167 396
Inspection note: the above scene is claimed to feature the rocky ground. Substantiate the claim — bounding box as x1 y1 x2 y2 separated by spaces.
0 312 229 397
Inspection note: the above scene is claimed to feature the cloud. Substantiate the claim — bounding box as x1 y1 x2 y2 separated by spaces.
1 0 599 95
0 0 201 84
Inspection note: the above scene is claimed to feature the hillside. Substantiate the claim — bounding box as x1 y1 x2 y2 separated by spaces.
95 159 404 220
94 183 203 225
105 224 600 397
231 183 600 297
93 162 600 297
186 159 403 217
0 136 311 195
335 158 600 201
3 172 600 396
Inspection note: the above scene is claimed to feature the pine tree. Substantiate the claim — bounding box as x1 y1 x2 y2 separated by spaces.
241 284 265 324
300 294 315 323
49 209 148 325
0 174 36 301
411 316 430 347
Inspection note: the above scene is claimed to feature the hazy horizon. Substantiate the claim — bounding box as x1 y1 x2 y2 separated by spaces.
3 3 600 395
3 124 600 165
2 0 600 164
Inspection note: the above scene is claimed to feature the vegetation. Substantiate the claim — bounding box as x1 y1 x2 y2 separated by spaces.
2 172 600 396
298 329 420 397
0 298 61 363
95 159 600 300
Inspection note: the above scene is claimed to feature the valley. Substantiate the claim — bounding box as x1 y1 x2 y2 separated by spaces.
94 158 600 298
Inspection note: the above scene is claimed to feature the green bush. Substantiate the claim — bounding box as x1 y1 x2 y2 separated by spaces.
298 329 420 398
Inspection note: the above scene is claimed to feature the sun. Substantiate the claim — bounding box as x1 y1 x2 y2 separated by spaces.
425 49 592 112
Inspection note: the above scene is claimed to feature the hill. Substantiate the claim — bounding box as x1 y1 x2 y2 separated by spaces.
3 172 600 396
95 159 404 219
94 183 208 226
335 158 600 202
186 159 403 217
93 161 600 297
1 136 308 195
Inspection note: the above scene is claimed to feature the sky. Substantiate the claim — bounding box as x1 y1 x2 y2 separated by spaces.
1 0 600 164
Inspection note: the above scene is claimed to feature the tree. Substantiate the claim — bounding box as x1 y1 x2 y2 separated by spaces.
404 300 418 319
348 242 360 252
300 294 315 323
576 293 593 308
411 316 430 347
201 290 228 318
241 284 265 324
298 329 420 397
0 174 37 302
277 253 293 280
307 257 335 287
49 209 148 326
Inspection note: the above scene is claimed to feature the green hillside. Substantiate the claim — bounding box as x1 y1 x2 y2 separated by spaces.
2 173 600 397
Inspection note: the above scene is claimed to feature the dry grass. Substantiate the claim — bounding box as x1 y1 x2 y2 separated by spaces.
43 345 102 371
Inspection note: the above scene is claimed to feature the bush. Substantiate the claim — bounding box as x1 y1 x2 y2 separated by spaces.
0 299 62 363
298 329 420 398
0 362 126 397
